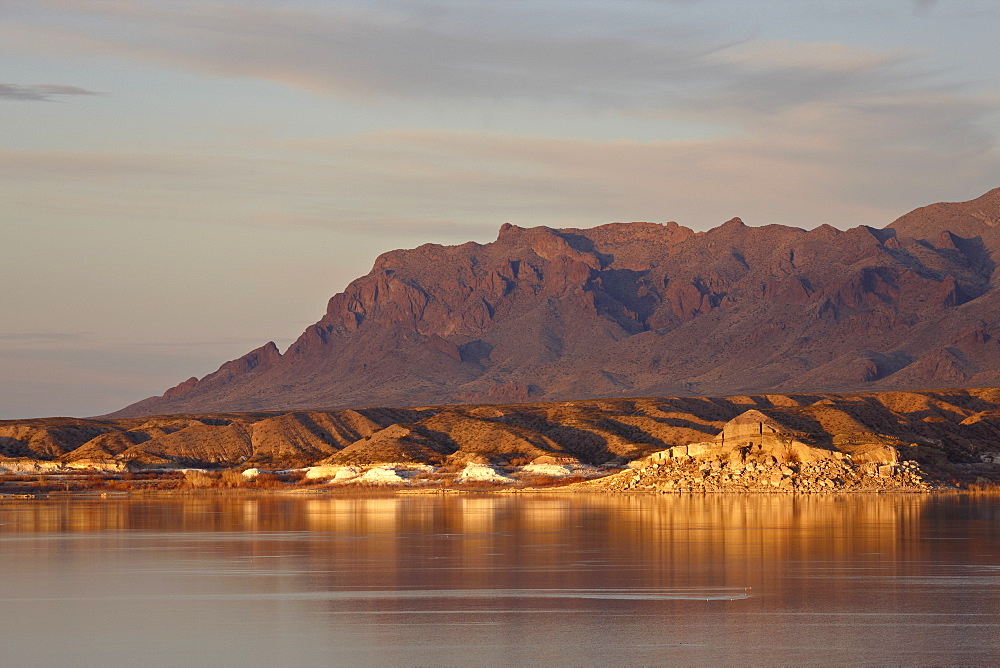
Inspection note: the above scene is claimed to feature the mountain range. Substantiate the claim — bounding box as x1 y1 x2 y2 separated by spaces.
112 188 1000 417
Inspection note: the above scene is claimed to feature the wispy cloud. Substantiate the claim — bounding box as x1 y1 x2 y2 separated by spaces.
244 211 489 239
2 1 996 217
0 332 85 341
2 8 998 227
0 2 930 115
3 2 993 145
6 109 998 235
1 1 729 106
120 338 275 350
0 83 100 101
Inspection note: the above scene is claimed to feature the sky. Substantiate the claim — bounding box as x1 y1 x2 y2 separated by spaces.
2 0 1000 418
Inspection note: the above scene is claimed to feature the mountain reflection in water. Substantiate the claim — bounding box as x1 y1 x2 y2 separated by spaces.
1 494 998 666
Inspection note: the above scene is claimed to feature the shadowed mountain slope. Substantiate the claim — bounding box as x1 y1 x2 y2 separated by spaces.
114 188 1000 417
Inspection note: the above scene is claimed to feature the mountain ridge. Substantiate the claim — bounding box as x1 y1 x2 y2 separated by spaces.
111 188 1000 418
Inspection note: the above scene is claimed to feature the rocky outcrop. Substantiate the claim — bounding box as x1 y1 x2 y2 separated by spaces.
587 408 939 493
589 451 932 493
110 188 1000 417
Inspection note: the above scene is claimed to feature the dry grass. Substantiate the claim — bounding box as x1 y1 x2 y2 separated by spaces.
0 470 187 494
177 469 309 490
517 474 589 488
965 477 1000 494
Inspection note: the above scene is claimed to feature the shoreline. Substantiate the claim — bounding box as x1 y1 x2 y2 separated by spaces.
2 483 997 500
2 454 997 497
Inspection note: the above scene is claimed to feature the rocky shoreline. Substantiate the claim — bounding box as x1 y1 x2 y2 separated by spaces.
0 455 990 496
579 454 942 494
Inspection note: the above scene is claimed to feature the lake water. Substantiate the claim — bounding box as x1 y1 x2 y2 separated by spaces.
0 493 998 667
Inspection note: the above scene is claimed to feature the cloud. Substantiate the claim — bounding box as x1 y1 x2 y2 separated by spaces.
8 100 997 237
0 332 85 342
0 83 100 101
244 211 492 240
3 1 999 227
119 337 277 350
1 1 729 106
3 2 993 144
0 1 918 117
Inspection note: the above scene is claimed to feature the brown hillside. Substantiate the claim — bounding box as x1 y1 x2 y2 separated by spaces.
2 388 999 473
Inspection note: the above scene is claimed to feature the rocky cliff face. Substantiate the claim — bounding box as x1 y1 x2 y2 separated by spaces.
115 188 1000 416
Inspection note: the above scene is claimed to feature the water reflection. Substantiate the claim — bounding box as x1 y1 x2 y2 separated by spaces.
0 494 998 666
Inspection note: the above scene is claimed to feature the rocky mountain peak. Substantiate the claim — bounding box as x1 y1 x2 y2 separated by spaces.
111 188 1000 418
889 186 1000 240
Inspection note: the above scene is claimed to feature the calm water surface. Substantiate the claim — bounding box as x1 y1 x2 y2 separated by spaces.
0 493 998 667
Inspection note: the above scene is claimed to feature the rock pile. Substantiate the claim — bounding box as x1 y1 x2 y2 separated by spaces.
585 408 949 492
596 454 937 493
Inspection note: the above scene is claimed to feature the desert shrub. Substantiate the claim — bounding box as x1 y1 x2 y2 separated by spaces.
69 474 111 491
454 479 510 490
251 473 292 488
182 469 217 488
967 477 1000 494
519 474 587 488
219 469 248 488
